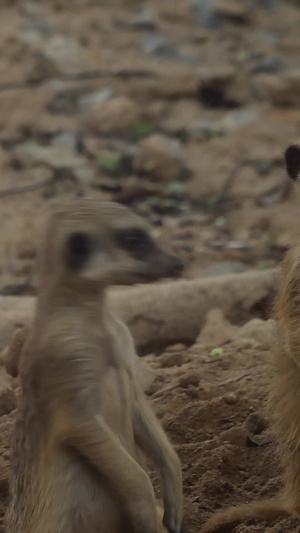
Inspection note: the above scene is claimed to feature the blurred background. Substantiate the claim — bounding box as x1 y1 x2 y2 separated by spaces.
1 0 300 293
2 2 300 532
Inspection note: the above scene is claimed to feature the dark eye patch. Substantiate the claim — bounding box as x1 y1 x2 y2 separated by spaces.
115 227 153 257
66 232 92 271
285 144 300 180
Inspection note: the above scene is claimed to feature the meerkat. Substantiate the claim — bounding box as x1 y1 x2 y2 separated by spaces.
199 142 300 533
5 199 184 533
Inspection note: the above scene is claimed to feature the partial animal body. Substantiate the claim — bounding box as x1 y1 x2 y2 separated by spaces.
200 143 300 533
5 200 184 533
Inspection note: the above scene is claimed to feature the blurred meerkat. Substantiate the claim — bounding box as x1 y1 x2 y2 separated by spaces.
199 143 300 533
1 326 29 378
5 199 184 533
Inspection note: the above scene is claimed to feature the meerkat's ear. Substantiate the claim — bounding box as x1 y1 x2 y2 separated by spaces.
285 143 300 180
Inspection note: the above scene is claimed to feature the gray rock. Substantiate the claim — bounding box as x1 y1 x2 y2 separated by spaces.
129 8 157 30
257 30 281 44
252 55 284 74
142 34 178 59
19 18 51 43
221 109 259 130
49 79 88 114
51 130 78 152
203 261 248 277
78 88 114 112
39 35 84 74
12 138 95 184
188 119 224 138
189 0 221 29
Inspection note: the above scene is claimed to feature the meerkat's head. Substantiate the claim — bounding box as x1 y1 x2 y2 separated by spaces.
39 199 184 289
285 143 300 181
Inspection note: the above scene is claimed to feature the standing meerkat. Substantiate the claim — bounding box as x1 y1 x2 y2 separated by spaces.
5 199 184 533
199 143 300 533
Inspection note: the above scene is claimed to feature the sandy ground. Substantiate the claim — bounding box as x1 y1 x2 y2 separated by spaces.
1 0 300 531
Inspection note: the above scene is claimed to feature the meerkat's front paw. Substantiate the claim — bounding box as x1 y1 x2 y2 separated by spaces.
163 508 184 533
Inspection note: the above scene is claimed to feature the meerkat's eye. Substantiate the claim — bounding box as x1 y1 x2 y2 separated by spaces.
66 232 92 271
115 228 153 256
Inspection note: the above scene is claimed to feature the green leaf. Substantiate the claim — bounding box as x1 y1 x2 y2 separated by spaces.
98 155 120 173
131 121 156 137
210 347 223 358
165 181 186 194
256 261 269 271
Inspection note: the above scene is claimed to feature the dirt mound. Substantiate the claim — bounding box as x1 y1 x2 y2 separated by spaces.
143 317 297 532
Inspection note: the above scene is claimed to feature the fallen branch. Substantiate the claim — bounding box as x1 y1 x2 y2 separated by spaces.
0 178 52 199
0 69 161 93
0 269 278 356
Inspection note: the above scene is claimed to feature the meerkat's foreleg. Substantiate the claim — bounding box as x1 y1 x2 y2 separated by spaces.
57 406 159 533
133 391 183 533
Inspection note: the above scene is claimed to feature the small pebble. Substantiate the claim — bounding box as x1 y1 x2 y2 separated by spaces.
224 393 238 405
245 412 268 435
220 426 249 447
179 373 200 388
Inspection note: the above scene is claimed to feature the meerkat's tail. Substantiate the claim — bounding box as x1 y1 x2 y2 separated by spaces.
200 498 289 533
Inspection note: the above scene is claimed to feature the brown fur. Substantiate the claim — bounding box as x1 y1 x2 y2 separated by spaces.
199 144 300 533
5 199 184 533
1 326 29 378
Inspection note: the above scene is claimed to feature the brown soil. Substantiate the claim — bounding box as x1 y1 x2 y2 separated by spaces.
1 0 300 531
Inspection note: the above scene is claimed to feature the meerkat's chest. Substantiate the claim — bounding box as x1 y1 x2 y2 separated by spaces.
94 321 136 442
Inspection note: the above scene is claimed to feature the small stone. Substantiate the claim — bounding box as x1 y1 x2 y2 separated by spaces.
188 120 224 139
224 393 238 405
49 79 88 114
19 17 51 43
221 110 259 130
142 34 178 59
134 134 188 181
252 56 284 74
12 138 95 185
160 352 187 368
220 427 249 447
81 97 140 134
245 412 268 435
52 130 78 152
189 0 221 29
129 8 157 30
179 373 200 389
36 35 85 75
78 88 114 113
